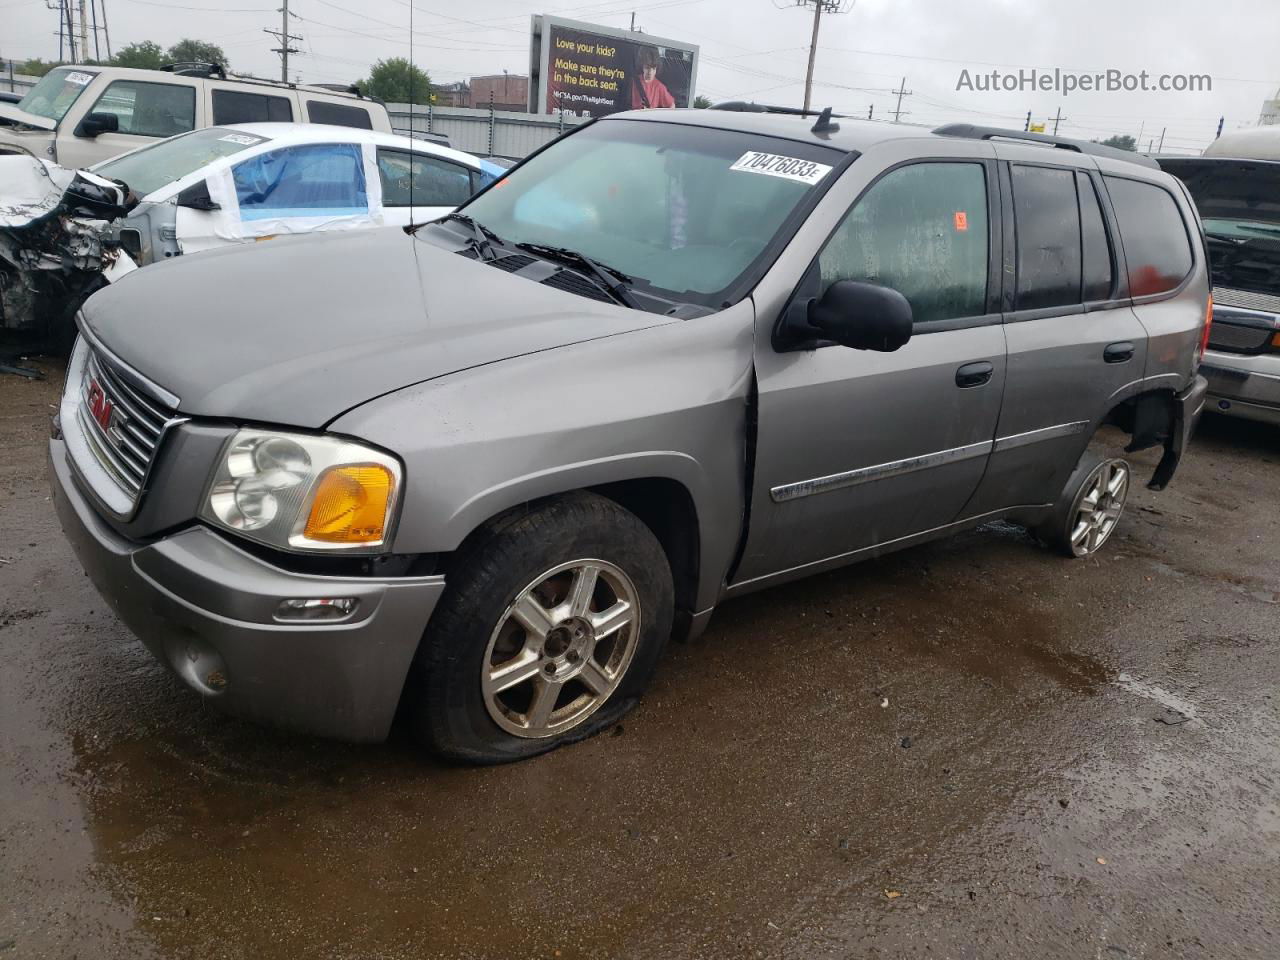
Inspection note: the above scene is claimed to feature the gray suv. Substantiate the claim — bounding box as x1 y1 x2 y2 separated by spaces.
49 108 1209 763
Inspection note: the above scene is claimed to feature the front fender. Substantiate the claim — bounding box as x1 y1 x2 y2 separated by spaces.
329 303 757 613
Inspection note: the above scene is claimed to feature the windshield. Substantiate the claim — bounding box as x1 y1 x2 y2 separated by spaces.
16 67 97 123
1203 217 1280 240
92 127 271 197
459 119 844 304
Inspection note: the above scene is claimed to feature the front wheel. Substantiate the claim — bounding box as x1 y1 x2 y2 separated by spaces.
410 493 673 764
1035 452 1131 558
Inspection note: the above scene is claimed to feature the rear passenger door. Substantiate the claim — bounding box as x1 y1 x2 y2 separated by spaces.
375 148 475 224
964 150 1148 516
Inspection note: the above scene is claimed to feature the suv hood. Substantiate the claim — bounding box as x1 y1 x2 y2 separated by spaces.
0 103 57 132
1157 157 1280 224
80 226 675 428
1159 157 1280 296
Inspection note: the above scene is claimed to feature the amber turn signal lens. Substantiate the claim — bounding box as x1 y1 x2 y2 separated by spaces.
303 465 394 543
1272 330 1280 349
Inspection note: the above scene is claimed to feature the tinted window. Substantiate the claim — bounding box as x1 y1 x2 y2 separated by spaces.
306 100 373 130
212 89 292 124
89 80 195 138
1077 172 1114 302
1105 176 1194 297
819 162 989 325
376 149 473 206
1012 165 1081 310
232 143 368 220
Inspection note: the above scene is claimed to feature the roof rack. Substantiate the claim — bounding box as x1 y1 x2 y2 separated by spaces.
161 61 226 80
932 123 1159 169
711 101 848 119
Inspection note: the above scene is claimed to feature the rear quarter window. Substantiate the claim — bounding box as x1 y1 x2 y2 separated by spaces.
305 100 373 130
1104 176 1194 297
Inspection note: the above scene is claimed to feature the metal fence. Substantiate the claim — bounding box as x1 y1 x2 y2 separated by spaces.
2 63 38 96
387 103 586 159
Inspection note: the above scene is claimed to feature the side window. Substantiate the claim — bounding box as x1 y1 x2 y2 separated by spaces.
819 162 989 325
1011 165 1082 311
212 89 293 125
232 143 368 220
376 149 473 207
1077 172 1114 302
306 100 373 130
87 80 195 138
1104 176 1194 297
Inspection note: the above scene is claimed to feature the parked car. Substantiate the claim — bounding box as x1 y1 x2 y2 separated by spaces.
0 63 391 167
1160 131 1280 427
0 123 495 340
49 109 1208 763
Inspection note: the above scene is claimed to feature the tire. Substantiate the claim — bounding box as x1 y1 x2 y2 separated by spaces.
1034 451 1132 558
410 492 674 764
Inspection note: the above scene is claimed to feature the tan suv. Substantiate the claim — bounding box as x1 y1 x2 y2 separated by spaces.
0 63 392 167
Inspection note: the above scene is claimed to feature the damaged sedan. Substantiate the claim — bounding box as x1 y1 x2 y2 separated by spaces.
1 123 497 346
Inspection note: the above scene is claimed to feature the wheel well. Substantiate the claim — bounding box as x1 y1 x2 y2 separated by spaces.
1102 389 1177 452
589 478 701 636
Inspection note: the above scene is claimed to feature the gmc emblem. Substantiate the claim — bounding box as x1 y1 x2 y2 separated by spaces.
87 378 114 431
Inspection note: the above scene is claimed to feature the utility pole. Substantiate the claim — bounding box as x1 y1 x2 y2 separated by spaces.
1051 105 1065 135
794 1 852 114
78 0 88 63
891 75 911 123
1157 126 1166 153
90 0 100 61
867 104 873 120
100 0 111 58
1215 116 1224 140
1024 110 1031 131
265 1 302 82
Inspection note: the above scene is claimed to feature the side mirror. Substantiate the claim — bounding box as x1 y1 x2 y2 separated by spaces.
808 280 913 352
76 112 120 138
176 180 220 211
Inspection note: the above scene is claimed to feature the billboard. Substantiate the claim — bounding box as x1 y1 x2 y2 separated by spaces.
529 15 700 118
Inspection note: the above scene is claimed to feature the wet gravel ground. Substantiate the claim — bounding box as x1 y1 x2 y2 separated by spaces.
2 359 1278 960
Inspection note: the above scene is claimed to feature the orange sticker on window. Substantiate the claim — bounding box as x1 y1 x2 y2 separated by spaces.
954 211 969 232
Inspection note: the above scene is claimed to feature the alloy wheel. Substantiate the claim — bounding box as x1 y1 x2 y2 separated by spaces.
1069 458 1130 557
481 559 640 738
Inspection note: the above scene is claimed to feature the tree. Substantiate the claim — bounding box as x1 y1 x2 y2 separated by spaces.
167 39 229 68
358 58 432 105
111 41 166 70
693 95 713 109
18 58 64 77
1097 134 1137 152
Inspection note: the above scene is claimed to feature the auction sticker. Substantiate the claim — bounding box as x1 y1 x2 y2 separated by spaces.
65 71 94 86
730 151 832 186
219 134 263 145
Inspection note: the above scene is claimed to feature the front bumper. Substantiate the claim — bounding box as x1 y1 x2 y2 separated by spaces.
1201 351 1280 427
49 437 446 742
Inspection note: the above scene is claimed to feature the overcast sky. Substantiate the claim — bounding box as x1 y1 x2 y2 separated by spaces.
4 0 1277 153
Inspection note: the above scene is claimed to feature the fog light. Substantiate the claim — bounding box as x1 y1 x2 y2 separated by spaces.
276 597 359 621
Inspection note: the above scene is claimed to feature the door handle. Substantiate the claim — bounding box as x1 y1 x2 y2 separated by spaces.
955 361 994 388
1104 341 1135 363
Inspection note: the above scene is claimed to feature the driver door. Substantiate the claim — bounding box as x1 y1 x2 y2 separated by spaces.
733 154 1007 587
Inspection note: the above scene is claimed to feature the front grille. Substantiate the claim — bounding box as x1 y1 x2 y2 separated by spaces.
1213 286 1280 315
75 346 177 507
1207 321 1273 353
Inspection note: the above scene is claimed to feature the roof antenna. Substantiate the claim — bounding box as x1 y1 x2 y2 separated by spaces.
408 0 415 227
811 106 840 137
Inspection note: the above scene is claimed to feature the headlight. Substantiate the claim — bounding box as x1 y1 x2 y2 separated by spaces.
200 429 402 553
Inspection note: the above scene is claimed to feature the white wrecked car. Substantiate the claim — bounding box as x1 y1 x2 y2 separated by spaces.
0 123 499 340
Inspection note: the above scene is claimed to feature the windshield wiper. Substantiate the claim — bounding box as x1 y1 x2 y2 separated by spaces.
419 212 502 261
514 242 640 308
